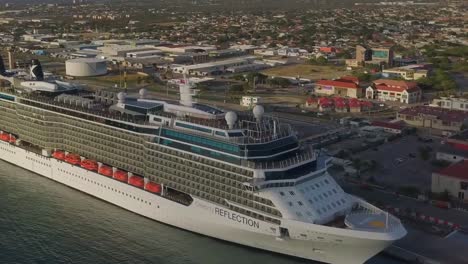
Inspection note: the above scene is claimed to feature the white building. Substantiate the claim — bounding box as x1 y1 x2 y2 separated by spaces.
432 160 468 201
127 50 164 58
431 97 468 112
382 65 428 81
366 79 421 104
241 96 262 108
156 45 217 54
172 56 256 76
98 45 157 57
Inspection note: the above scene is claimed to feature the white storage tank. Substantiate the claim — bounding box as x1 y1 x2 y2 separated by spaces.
65 58 107 77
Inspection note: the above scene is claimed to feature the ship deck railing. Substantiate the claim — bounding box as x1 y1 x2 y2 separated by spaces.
13 92 297 145
345 196 403 233
152 110 296 145
242 147 317 170
19 94 159 127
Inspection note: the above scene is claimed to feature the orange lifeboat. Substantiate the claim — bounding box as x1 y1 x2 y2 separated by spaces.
65 153 81 165
145 182 162 194
113 170 128 182
81 159 98 171
52 150 66 160
98 165 113 177
129 175 144 188
0 133 9 142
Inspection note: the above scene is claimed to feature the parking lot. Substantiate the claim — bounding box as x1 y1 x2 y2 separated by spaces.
354 134 440 189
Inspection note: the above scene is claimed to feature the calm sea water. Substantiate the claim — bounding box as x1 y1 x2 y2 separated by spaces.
0 160 401 264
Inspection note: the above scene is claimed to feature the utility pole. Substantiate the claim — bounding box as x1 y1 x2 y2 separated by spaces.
119 62 122 88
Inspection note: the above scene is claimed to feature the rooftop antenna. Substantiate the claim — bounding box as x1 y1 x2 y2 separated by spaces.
124 66 127 89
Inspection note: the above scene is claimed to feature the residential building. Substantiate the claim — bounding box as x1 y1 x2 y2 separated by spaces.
432 97 468 112
314 78 362 98
305 97 372 113
319 47 337 54
355 45 372 63
370 46 394 66
397 106 468 133
208 49 246 59
241 96 262 108
432 160 468 201
436 130 468 163
366 79 421 104
345 59 360 68
370 120 405 134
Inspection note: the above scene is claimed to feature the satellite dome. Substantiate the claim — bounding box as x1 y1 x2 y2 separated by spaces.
117 92 127 103
253 105 265 121
139 88 148 99
225 111 238 129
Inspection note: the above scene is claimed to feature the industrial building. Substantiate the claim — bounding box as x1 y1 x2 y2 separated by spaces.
98 45 157 57
397 106 468 133
172 56 256 76
126 50 164 58
66 58 108 77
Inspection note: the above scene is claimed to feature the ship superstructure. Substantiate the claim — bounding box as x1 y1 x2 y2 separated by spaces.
0 75 406 264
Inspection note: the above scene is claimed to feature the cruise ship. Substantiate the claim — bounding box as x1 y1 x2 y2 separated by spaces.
0 66 406 264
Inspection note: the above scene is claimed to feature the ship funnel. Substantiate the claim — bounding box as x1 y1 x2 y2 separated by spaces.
0 55 6 75
30 59 44 81
225 111 238 129
253 105 264 122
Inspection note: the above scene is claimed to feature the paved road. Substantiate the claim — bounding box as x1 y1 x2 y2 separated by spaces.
354 134 439 189
338 177 468 227
335 176 468 264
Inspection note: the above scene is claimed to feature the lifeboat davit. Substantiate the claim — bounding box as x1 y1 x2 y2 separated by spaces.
113 170 128 182
98 165 113 177
129 175 144 188
0 133 9 142
52 150 66 160
145 182 162 194
8 135 16 144
81 159 98 171
65 153 81 165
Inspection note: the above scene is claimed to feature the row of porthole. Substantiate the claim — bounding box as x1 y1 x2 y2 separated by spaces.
0 145 15 154
58 168 155 207
26 156 52 167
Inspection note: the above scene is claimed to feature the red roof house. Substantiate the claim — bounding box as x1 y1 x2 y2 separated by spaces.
366 79 421 104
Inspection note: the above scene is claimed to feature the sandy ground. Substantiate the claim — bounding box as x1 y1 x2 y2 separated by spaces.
262 64 350 80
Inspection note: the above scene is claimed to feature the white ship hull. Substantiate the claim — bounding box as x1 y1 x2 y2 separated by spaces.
0 141 404 264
